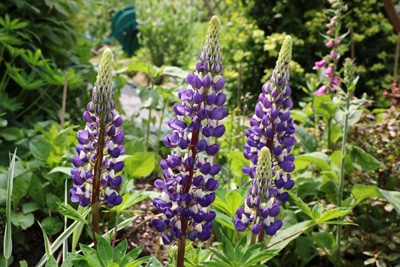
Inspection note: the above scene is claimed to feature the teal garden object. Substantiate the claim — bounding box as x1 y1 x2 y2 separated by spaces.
111 6 140 56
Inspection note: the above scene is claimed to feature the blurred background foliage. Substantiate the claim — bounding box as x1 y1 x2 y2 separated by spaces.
0 0 400 266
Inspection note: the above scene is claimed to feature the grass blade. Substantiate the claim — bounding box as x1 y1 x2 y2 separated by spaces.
3 148 17 265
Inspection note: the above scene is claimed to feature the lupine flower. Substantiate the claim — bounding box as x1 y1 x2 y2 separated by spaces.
314 0 346 95
152 16 226 244
234 36 296 236
70 48 124 208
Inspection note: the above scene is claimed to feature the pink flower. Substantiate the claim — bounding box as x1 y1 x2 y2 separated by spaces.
314 85 327 95
324 66 334 77
329 75 340 89
325 40 334 48
326 22 334 28
330 51 338 59
313 59 327 70
335 39 341 45
326 29 334 35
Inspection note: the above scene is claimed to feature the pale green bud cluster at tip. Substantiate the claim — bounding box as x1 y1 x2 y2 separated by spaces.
270 35 292 91
256 146 273 182
87 48 116 118
197 15 223 75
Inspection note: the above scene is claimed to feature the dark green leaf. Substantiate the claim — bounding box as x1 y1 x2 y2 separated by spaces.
351 184 383 207
41 217 63 235
294 125 318 153
348 145 383 171
295 152 331 171
80 244 103 267
10 211 34 230
379 189 400 214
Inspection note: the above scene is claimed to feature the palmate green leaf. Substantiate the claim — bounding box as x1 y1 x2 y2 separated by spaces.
113 240 128 264
214 210 236 230
106 191 148 214
145 256 163 267
57 203 88 224
97 237 113 267
207 249 231 267
243 249 279 267
80 244 103 267
119 246 144 267
213 187 231 215
225 190 243 216
241 241 264 263
221 234 235 262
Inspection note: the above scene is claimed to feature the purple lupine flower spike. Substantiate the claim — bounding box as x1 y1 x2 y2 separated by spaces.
70 48 123 208
235 36 295 237
152 16 225 244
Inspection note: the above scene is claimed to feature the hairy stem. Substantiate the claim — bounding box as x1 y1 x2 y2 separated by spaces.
91 121 106 249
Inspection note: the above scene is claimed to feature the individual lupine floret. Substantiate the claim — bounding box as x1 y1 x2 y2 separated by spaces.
152 16 226 245
70 48 124 209
235 36 296 237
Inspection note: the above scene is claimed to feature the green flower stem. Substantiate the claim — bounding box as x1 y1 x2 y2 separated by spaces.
336 93 350 263
146 108 152 148
156 98 167 147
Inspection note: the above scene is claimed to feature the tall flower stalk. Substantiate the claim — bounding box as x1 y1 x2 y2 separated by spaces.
234 36 296 244
70 48 124 248
152 16 226 267
313 0 348 95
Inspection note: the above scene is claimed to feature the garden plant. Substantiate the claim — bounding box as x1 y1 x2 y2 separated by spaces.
1 0 400 267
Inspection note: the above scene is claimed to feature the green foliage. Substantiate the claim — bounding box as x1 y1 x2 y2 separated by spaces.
135 0 197 67
65 237 150 267
204 235 278 267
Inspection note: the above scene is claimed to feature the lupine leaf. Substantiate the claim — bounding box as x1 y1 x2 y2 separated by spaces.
80 244 103 267
225 190 243 216
113 239 127 264
57 203 88 224
97 237 114 267
145 257 163 267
